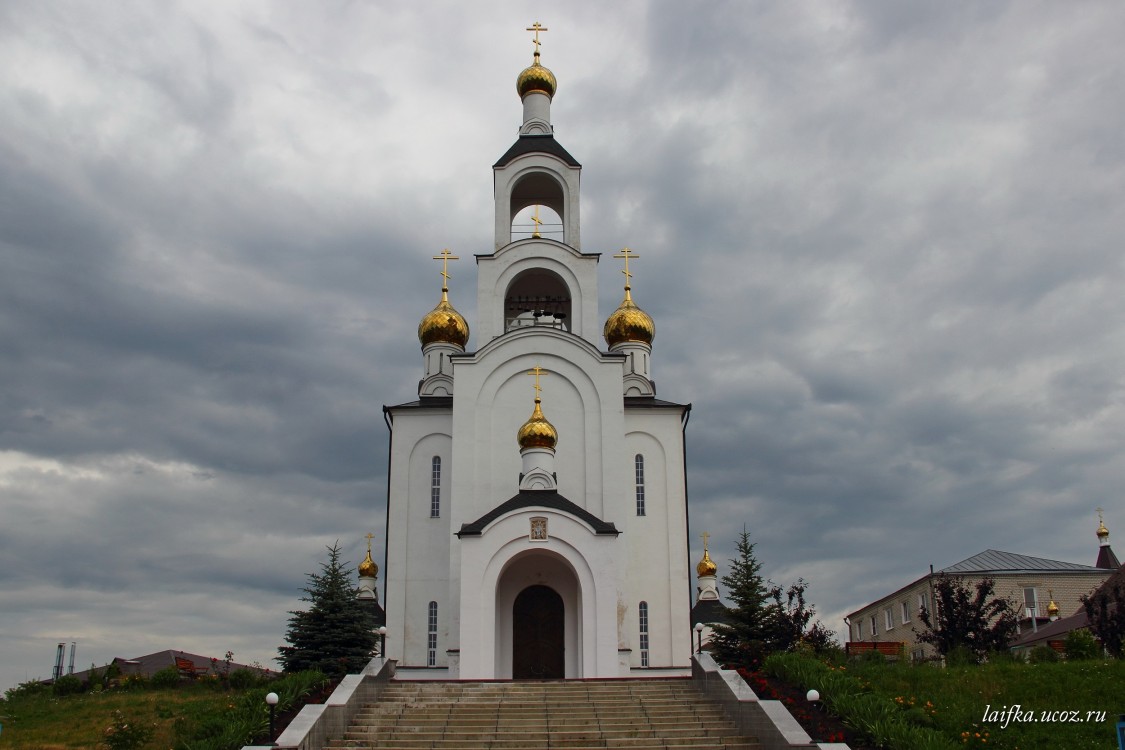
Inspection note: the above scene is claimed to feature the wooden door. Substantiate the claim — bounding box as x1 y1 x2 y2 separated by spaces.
512 585 565 679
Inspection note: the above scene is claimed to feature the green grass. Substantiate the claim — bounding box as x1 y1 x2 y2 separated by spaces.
0 687 234 750
766 652 1124 750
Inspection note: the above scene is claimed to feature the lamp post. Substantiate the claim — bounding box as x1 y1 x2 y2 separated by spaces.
265 692 279 745
694 622 704 654
378 626 387 658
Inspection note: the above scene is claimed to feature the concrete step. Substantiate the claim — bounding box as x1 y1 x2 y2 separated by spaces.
332 678 761 750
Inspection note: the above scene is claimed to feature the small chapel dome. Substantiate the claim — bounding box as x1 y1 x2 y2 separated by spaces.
604 289 655 347
696 549 717 577
517 398 558 450
359 550 378 579
418 290 470 348
1097 518 1110 540
517 61 557 99
1046 598 1059 617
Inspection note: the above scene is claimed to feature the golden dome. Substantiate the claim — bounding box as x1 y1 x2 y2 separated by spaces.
418 289 469 348
517 58 557 99
359 550 378 579
517 398 558 450
1097 519 1110 539
604 288 655 347
1047 598 1059 617
697 549 717 577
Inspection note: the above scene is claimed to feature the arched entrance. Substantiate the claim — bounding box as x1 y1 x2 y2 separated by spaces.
512 585 564 679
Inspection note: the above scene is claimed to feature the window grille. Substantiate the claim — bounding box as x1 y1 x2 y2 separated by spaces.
430 457 441 518
635 454 646 516
427 601 438 667
639 602 649 667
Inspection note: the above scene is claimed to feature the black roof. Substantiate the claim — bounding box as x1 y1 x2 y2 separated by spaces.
384 396 453 412
691 599 731 626
624 396 691 410
457 489 619 537
494 134 581 168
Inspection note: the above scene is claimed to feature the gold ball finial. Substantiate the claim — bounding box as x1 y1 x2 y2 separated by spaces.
418 249 470 348
517 21 557 99
517 366 558 450
359 533 379 578
604 248 655 347
697 531 718 576
1097 508 1109 539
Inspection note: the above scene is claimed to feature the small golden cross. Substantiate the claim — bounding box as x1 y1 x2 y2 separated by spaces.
527 365 548 397
526 22 548 56
531 205 543 238
613 247 639 287
364 532 374 553
432 248 459 288
701 531 710 550
1097 507 1105 523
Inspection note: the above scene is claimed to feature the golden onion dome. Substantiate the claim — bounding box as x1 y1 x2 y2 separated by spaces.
517 58 557 99
604 288 655 347
418 289 469 348
517 398 558 450
1097 519 1110 539
1047 598 1059 617
359 550 378 579
697 549 718 577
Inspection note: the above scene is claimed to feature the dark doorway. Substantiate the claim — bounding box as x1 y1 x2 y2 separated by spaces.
512 585 565 679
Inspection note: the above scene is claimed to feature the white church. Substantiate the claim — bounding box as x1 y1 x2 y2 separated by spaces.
380 29 706 680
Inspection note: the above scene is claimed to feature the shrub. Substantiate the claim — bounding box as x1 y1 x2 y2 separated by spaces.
52 674 84 696
1063 629 1101 661
856 649 886 665
100 709 154 750
228 669 262 690
152 665 182 688
1028 645 1059 663
944 645 977 667
5 678 51 700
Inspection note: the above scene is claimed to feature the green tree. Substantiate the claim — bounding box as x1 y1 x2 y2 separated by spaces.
1081 570 1125 657
769 578 839 654
278 542 378 676
708 529 781 669
915 575 1019 662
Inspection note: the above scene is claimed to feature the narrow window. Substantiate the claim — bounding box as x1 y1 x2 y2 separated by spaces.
869 615 877 638
884 608 893 631
430 456 441 518
427 601 438 667
634 454 646 516
638 602 649 667
856 620 863 639
901 600 910 624
1023 587 1038 617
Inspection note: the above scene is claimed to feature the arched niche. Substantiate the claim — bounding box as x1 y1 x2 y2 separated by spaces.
512 204 564 242
510 172 566 242
503 267 572 332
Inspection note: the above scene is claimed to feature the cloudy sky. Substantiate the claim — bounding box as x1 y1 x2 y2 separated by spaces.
2 1 1124 690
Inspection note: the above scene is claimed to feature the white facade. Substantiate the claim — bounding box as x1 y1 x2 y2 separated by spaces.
382 53 692 679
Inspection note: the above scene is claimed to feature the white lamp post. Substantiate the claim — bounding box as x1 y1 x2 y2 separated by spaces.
265 691 279 743
694 622 704 654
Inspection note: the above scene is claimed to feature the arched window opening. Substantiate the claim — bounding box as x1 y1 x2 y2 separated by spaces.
510 172 565 242
635 454 646 516
504 268 571 332
430 456 441 518
639 601 650 667
512 204 564 242
427 601 438 667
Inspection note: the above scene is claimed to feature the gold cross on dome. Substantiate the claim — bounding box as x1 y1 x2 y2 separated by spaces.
531 205 543 238
364 532 374 553
526 22 548 55
613 247 639 287
701 531 710 551
432 248 459 288
527 365 548 397
1098 507 1105 523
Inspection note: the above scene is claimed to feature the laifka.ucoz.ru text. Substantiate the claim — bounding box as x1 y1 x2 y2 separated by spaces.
982 704 1107 729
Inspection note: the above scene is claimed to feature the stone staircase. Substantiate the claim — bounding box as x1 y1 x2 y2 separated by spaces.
330 678 760 750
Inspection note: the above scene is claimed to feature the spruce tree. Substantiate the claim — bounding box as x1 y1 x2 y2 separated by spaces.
278 542 378 676
708 529 780 669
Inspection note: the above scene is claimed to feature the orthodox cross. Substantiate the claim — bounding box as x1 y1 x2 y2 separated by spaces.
432 248 459 289
364 532 374 555
526 22 548 56
1097 507 1105 524
614 247 639 288
701 531 710 551
527 365 548 399
531 205 543 238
